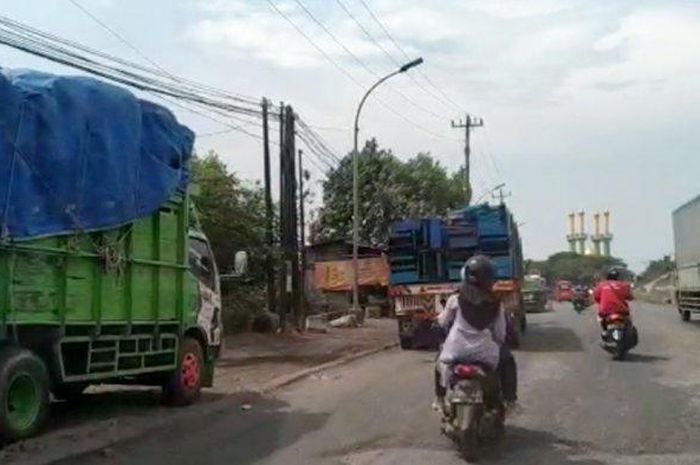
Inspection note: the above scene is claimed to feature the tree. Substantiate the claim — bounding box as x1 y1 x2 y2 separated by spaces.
191 151 268 281
310 139 467 246
638 255 674 284
531 252 627 285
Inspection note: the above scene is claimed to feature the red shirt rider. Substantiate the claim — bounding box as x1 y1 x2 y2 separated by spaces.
594 272 633 319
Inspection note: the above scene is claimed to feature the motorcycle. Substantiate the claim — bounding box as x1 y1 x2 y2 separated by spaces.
440 363 504 461
600 313 638 360
572 297 587 313
572 288 590 313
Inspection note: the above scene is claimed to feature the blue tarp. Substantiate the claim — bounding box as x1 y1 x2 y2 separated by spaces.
0 68 194 240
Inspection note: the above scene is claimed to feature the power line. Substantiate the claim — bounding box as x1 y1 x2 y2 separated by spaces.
0 15 264 115
65 0 261 107
293 0 446 123
356 0 463 113
335 0 460 115
0 17 267 118
265 0 452 142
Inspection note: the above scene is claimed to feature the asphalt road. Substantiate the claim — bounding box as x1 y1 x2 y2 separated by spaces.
58 302 700 465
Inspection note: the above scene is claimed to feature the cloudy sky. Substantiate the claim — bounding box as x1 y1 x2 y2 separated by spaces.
2 0 700 270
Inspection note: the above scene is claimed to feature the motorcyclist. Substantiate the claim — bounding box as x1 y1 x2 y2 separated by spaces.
593 267 634 332
434 255 518 412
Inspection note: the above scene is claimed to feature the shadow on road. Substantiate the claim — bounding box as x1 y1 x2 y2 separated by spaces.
50 392 330 465
519 324 584 353
622 353 670 363
0 388 227 453
47 388 226 430
482 426 605 464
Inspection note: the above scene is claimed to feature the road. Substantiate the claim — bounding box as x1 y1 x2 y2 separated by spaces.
55 302 700 465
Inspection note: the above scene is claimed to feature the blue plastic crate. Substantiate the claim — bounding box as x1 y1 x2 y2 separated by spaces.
478 238 511 253
391 270 420 284
429 219 444 249
491 255 515 279
391 220 421 233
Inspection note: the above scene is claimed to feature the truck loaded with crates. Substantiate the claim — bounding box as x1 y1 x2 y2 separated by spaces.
0 69 224 440
673 195 700 322
389 203 525 350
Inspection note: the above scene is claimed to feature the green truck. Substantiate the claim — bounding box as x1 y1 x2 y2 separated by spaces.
0 69 223 440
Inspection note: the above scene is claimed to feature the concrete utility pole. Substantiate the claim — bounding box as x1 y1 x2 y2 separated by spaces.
261 98 276 316
492 185 511 205
298 148 306 322
451 114 484 202
278 105 301 329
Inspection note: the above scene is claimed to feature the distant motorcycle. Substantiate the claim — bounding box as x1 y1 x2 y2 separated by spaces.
572 297 588 313
440 363 504 461
600 313 638 360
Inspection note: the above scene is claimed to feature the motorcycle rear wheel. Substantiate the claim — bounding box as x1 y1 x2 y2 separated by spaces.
455 403 481 462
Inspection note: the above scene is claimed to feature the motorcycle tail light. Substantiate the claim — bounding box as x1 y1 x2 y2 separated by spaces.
453 364 483 379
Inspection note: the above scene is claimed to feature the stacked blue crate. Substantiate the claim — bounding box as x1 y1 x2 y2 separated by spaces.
443 211 478 282
389 218 447 284
388 220 421 284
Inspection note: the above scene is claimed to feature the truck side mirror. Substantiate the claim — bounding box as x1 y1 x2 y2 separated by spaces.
234 251 248 276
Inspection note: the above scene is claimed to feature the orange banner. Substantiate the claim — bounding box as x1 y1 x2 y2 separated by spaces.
314 257 390 291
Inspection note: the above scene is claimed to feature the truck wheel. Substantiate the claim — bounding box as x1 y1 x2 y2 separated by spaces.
52 383 88 402
0 346 50 441
681 310 691 322
399 336 413 350
163 337 204 406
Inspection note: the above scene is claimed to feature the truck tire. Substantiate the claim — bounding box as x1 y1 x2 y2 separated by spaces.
163 337 204 407
399 336 414 350
0 346 50 441
52 383 88 402
681 310 691 322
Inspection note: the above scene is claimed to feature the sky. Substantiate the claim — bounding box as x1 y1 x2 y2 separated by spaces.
2 0 700 271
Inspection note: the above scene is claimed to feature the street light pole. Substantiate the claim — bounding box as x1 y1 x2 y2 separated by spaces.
352 57 424 313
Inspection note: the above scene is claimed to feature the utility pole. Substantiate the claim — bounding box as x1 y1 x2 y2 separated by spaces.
492 185 511 205
451 114 484 203
261 98 276 316
298 149 307 323
279 105 301 330
278 102 288 328
287 107 301 330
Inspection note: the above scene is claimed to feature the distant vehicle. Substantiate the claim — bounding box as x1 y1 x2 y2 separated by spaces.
572 285 591 312
389 203 525 349
522 275 548 312
673 195 700 322
554 280 574 302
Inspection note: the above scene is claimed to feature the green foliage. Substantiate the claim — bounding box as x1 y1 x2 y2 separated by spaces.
191 151 269 282
191 151 271 332
638 255 674 284
529 252 627 286
310 139 467 246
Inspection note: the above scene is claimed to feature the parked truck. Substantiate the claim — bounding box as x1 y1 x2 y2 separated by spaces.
389 203 525 350
0 69 223 440
673 195 700 322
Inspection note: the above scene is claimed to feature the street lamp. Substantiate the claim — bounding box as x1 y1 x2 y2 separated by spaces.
351 57 424 313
